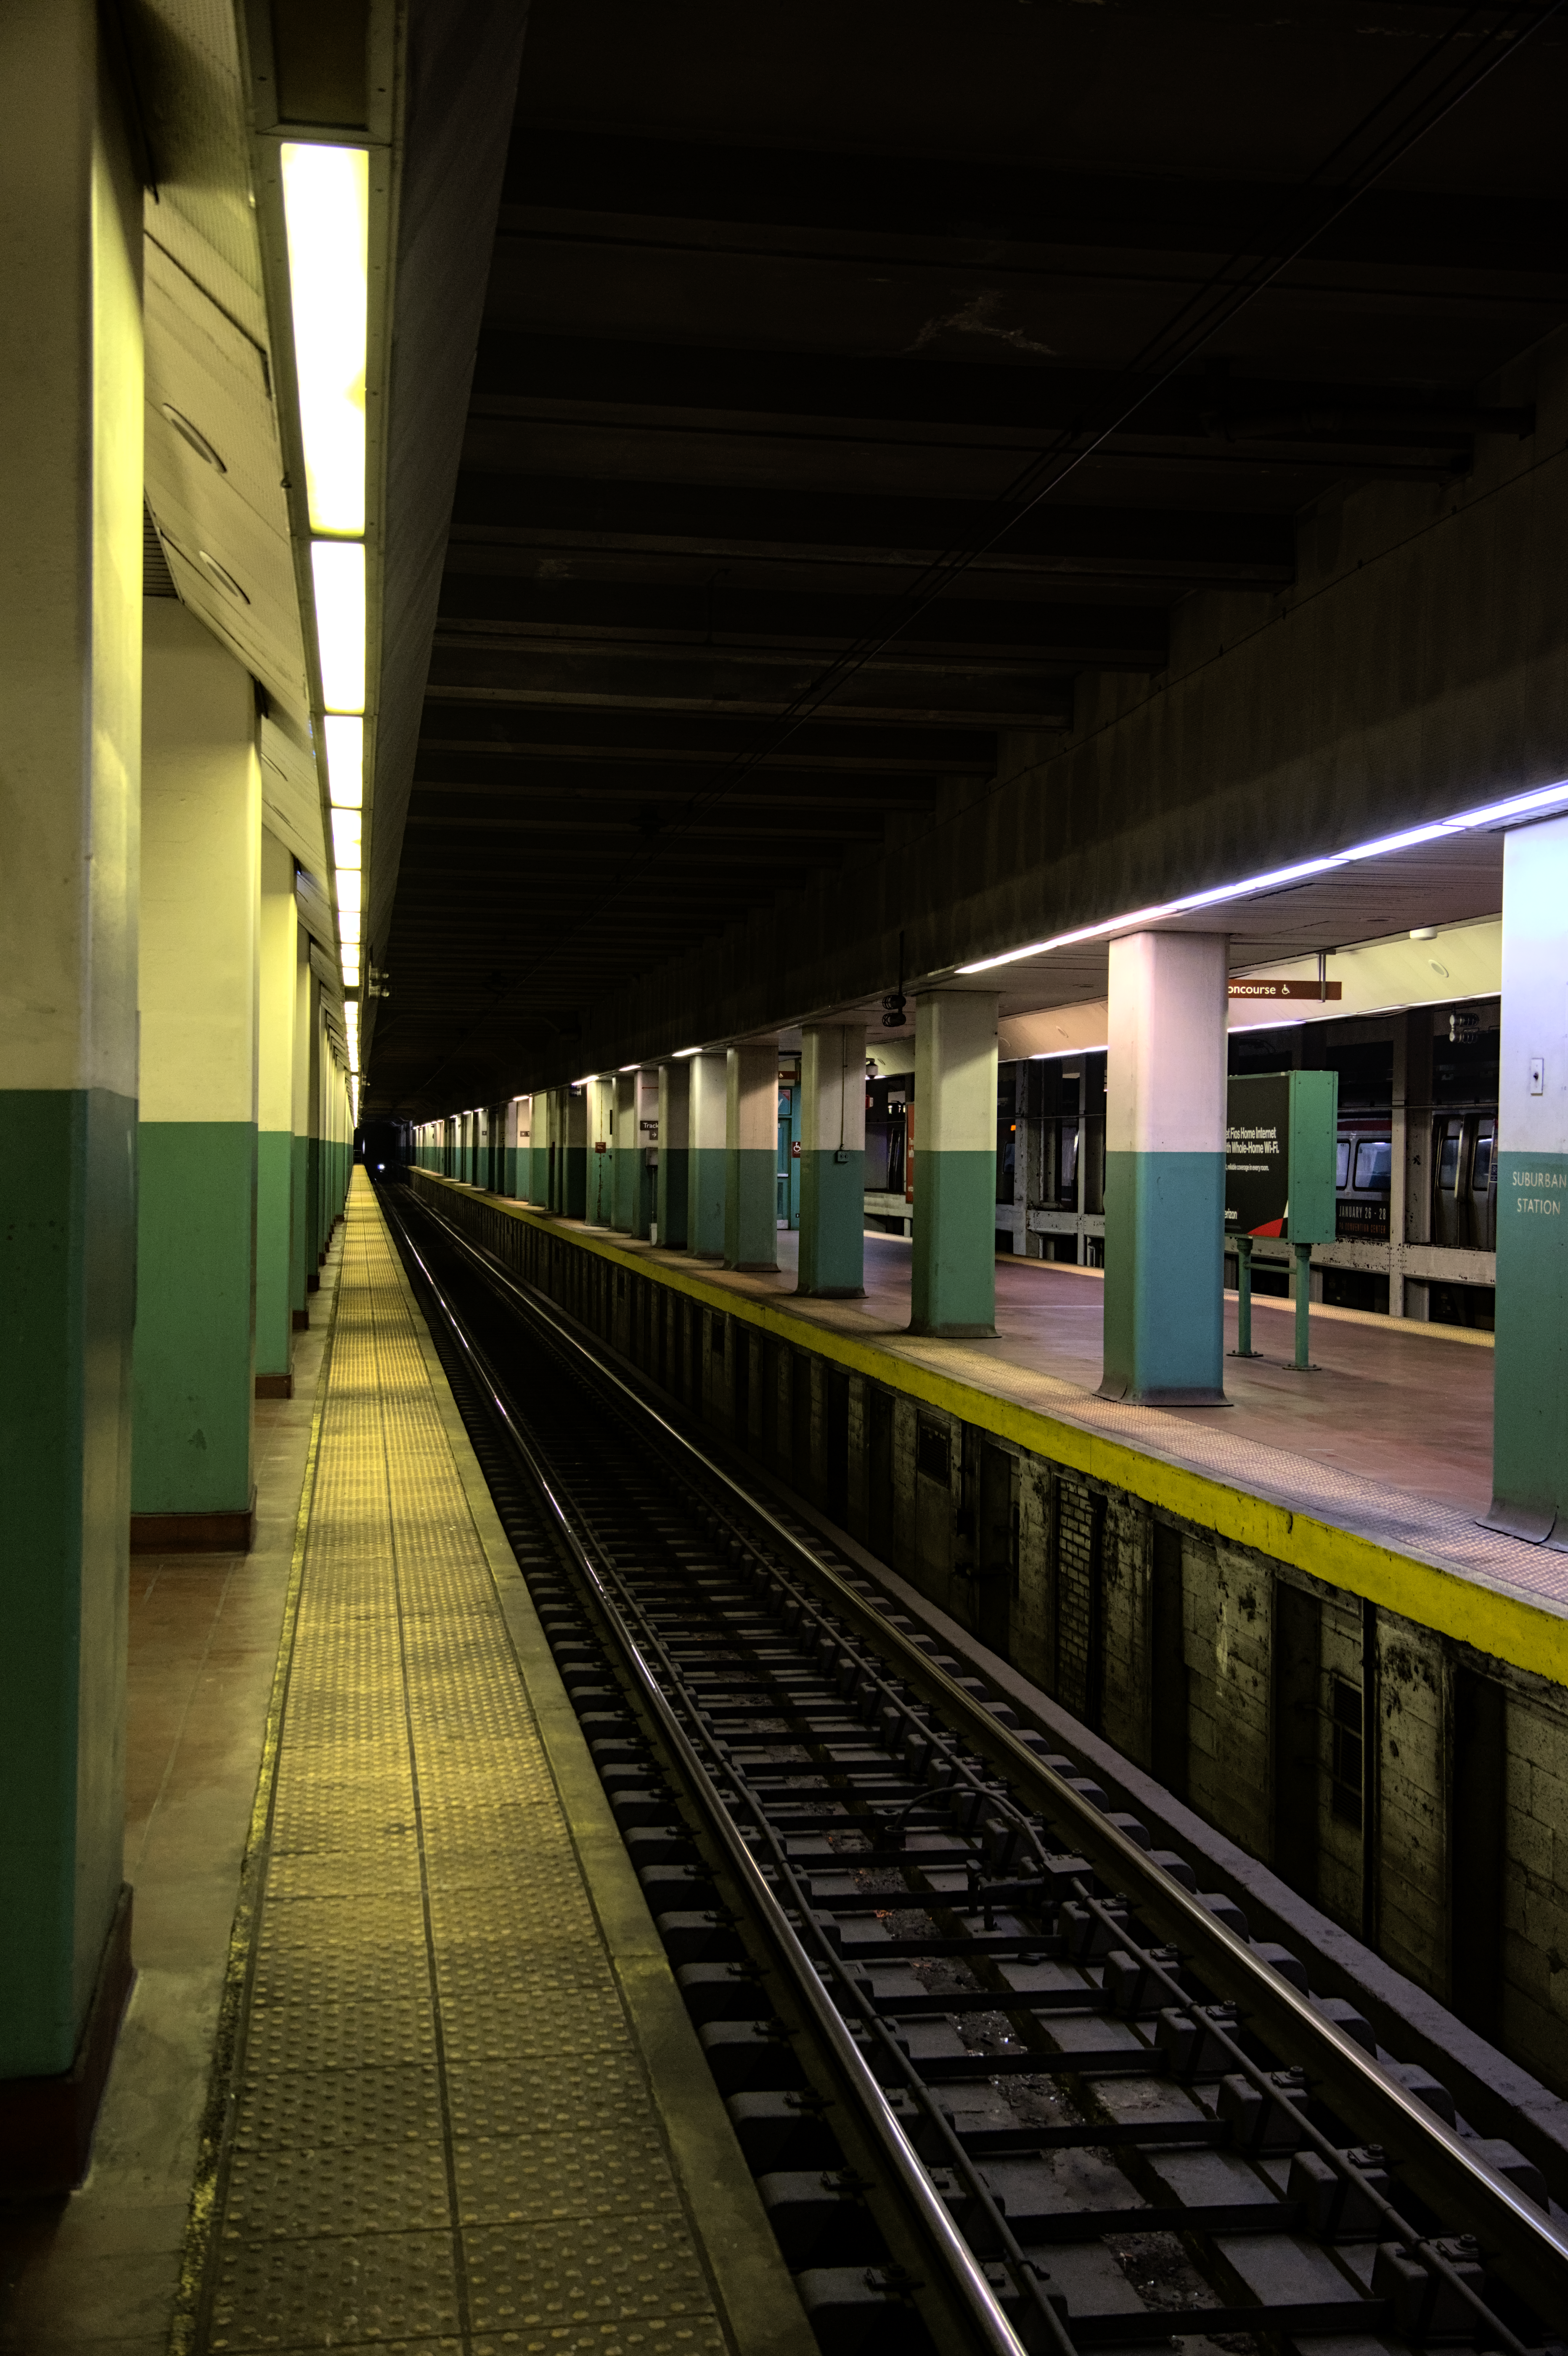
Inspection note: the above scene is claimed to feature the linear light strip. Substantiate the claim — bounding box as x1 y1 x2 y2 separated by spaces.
956 777 1568 975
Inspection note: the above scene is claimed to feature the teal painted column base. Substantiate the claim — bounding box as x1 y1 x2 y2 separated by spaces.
504 1146 520 1199
612 1149 636 1234
689 1146 726 1258
910 1151 997 1335
290 1135 310 1319
797 1151 864 1297
528 1146 547 1205
1099 1149 1227 1405
254 1128 293 1380
565 1144 587 1218
657 1146 689 1249
1484 1148 1568 1540
725 1146 778 1271
131 1121 257 1525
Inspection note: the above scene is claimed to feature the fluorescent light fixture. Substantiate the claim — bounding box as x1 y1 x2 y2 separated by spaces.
324 714 363 808
574 1075 596 1088
331 809 361 868
673 1045 703 1058
336 869 361 922
957 775 1568 975
1028 1045 1107 1060
311 540 366 712
279 142 368 536
619 1062 640 1072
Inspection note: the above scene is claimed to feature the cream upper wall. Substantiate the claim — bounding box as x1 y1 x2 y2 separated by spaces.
140 602 259 1124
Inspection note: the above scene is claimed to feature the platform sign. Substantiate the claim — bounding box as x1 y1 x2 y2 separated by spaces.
1225 1070 1338 1243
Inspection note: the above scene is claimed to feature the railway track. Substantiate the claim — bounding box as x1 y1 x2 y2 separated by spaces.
381 1180 1568 2356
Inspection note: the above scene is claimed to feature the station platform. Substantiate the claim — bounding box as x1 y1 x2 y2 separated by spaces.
421 1180 1568 1690
0 1175 805 2356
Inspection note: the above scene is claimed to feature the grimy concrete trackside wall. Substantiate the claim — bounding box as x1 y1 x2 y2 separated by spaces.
412 1173 1568 2107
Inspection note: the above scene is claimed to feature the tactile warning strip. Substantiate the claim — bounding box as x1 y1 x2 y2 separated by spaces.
194 1174 730 2356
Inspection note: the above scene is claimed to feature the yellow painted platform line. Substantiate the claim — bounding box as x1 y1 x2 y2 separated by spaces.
421 1175 1568 1690
183 1171 810 2356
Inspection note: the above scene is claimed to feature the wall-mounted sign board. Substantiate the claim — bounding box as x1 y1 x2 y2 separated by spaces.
1225 1070 1338 1243
1229 979 1343 1001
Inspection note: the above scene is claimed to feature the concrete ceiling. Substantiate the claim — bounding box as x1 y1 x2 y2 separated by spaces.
361 0 1568 1119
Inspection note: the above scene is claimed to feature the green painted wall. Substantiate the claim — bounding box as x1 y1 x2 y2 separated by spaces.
657 1145 689 1248
612 1142 637 1232
0 1089 135 2073
291 1133 310 1314
798 1150 864 1296
255 1130 293 1376
1100 1149 1226 1404
690 1145 726 1257
910 1151 997 1337
724 1146 778 1271
131 1122 257 1514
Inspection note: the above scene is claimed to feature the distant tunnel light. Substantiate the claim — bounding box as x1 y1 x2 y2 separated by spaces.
324 714 363 808
331 808 361 868
280 143 368 536
311 541 366 712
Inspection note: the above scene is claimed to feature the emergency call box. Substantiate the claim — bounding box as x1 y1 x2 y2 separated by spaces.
1225 1069 1338 1245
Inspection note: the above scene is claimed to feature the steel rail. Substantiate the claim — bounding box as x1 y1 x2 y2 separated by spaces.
391 1183 1568 2341
385 1191 1042 2356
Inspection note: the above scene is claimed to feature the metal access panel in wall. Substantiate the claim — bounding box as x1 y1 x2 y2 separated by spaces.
143 238 310 729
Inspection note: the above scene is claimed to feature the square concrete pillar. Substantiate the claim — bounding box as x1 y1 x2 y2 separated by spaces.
798 1022 866 1298
562 1084 588 1216
689 1051 727 1258
910 991 999 1337
1486 815 1568 1540
1099 930 1228 1405
608 1072 635 1230
657 1061 691 1248
529 1092 548 1205
586 1076 614 1223
726 1043 779 1271
133 603 261 1543
0 0 141 2168
256 830 297 1394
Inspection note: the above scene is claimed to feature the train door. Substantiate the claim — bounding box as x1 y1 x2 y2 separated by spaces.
1433 1116 1467 1249
1469 1118 1497 1250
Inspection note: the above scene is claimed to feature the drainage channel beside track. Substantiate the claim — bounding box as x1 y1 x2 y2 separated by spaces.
381 1180 1568 2356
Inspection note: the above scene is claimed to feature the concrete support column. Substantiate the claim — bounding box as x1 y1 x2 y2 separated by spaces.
587 1075 614 1223
657 1061 691 1249
909 991 999 1337
0 0 140 2158
612 1072 638 1231
797 1022 866 1297
133 603 260 1539
725 1042 779 1272
1487 815 1568 1540
562 1084 588 1216
291 935 313 1320
635 1068 658 1238
689 1051 727 1258
256 833 296 1394
502 1098 521 1197
1099 931 1227 1405
527 1093 547 1205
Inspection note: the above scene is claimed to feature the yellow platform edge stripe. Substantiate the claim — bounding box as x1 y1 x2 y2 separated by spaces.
414 1176 1567 1687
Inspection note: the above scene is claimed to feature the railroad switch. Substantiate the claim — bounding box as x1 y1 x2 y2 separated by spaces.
1371 2235 1486 2340
1287 2143 1390 2238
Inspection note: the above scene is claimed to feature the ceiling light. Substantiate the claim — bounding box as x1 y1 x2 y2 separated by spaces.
336 868 362 920
324 714 363 808
1409 926 1438 940
331 808 361 868
279 142 368 535
311 541 365 712
620 1062 640 1072
673 1045 702 1058
957 777 1568 975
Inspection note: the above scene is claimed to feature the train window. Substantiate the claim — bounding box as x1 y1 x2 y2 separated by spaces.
1352 1138 1392 1192
1335 1140 1350 1189
1438 1130 1461 1191
1473 1132 1494 1193
1330 1679 1364 1830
